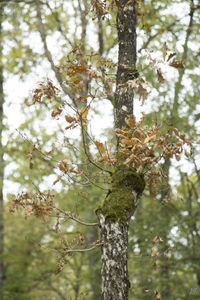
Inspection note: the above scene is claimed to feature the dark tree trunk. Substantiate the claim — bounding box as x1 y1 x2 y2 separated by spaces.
0 4 4 291
96 1 145 299
114 0 137 129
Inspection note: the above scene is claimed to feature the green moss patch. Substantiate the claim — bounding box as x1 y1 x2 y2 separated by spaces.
98 165 145 223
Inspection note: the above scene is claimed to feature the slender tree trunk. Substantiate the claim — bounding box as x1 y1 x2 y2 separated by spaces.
96 2 145 299
0 4 4 291
114 0 137 130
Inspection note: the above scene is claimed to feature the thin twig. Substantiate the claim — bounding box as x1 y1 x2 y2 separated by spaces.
34 0 77 110
44 1 73 47
80 115 112 175
56 207 98 227
65 243 102 253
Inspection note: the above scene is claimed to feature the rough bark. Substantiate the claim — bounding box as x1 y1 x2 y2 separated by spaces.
114 0 137 129
0 4 4 291
96 213 130 300
96 167 144 299
96 2 145 299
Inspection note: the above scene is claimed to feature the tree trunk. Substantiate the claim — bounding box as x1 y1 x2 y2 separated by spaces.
96 2 145 299
114 0 137 130
0 4 4 291
96 213 130 299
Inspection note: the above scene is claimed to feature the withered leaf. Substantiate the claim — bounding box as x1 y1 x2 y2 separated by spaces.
78 106 90 120
58 161 67 173
125 114 136 129
167 52 176 61
22 205 33 218
51 107 63 118
163 251 169 259
151 246 159 258
154 290 161 299
65 114 77 123
157 69 165 83
76 94 94 102
163 42 168 61
169 59 185 68
137 84 148 104
152 235 158 244
144 132 158 144
95 141 106 153
172 128 179 137
53 175 62 185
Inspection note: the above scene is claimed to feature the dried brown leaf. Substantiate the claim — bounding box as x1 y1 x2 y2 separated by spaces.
157 69 165 83
58 162 67 173
169 59 185 68
167 52 176 61
65 114 77 123
152 235 158 244
22 205 33 218
172 128 179 137
137 84 148 104
79 106 90 119
163 251 169 259
95 141 106 153
125 114 136 129
51 107 63 118
151 246 159 258
163 42 167 61
53 175 62 185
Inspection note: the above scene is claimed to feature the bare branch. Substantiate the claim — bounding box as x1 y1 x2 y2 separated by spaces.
80 116 112 175
65 242 102 253
56 208 98 227
34 0 76 107
44 1 73 47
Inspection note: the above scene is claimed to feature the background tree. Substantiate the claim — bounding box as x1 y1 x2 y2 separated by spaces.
0 3 5 291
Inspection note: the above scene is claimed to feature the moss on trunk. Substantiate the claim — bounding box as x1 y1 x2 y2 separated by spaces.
97 165 145 223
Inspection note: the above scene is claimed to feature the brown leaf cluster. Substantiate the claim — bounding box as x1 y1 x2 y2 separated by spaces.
118 78 152 104
54 258 67 275
169 59 185 68
151 234 168 272
67 60 87 77
145 43 185 85
64 105 90 130
97 140 116 166
91 0 108 19
53 160 84 186
51 107 63 118
116 114 192 197
7 191 55 223
31 79 60 105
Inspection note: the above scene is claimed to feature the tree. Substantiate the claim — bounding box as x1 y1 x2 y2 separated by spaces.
5 0 200 299
0 3 5 291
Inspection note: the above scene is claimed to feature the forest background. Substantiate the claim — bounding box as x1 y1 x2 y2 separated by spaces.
0 0 200 299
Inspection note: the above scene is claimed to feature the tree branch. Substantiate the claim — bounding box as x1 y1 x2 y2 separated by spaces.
56 207 98 227
65 242 102 254
34 0 76 105
80 116 112 175
44 1 73 47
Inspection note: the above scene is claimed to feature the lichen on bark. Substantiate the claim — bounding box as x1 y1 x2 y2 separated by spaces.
98 164 145 223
